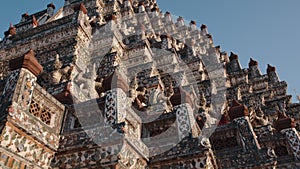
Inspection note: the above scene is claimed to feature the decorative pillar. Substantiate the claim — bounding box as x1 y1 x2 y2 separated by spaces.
0 49 42 117
229 100 261 151
248 58 262 79
104 88 127 126
103 72 129 126
0 50 62 168
267 64 279 83
171 87 200 139
275 112 300 160
227 52 242 73
103 72 148 168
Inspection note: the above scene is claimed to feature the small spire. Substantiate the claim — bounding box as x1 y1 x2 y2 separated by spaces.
249 58 258 67
22 12 29 18
267 64 279 82
47 3 56 10
176 16 184 27
47 3 55 16
201 24 209 35
8 22 17 36
267 64 276 74
229 52 238 61
190 20 197 31
164 11 172 21
177 16 184 22
190 20 196 25
200 24 207 31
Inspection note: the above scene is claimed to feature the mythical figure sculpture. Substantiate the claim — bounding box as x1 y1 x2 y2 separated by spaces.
134 86 148 110
38 54 73 87
148 84 174 112
251 107 269 127
74 64 100 99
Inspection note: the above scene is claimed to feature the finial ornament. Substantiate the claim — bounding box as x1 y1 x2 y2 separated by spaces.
249 58 258 67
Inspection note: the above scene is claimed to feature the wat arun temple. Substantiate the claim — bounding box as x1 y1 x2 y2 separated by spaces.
0 0 300 168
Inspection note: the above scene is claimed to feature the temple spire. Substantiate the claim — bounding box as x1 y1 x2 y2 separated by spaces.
248 58 262 78
267 64 279 82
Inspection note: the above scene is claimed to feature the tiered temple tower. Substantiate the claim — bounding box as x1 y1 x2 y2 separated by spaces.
0 0 300 168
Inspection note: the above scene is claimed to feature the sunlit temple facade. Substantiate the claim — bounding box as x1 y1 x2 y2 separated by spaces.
0 0 300 168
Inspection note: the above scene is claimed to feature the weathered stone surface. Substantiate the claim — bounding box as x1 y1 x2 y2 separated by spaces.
0 0 299 168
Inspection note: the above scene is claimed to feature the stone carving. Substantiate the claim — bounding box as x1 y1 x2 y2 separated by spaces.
251 108 269 128
132 86 148 110
74 63 99 99
52 54 73 84
148 85 174 113
39 54 73 87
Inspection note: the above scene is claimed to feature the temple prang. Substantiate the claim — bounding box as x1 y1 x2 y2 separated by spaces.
0 1 299 168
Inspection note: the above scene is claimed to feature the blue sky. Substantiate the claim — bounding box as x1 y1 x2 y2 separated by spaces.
1 0 299 102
